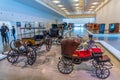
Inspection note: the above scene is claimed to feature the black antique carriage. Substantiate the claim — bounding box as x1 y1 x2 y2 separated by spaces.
57 38 113 79
7 27 52 65
49 24 63 44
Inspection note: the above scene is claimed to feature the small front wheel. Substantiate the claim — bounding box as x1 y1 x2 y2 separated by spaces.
96 67 110 79
57 59 73 74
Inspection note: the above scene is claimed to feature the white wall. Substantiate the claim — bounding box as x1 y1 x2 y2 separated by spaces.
0 0 64 29
96 0 120 30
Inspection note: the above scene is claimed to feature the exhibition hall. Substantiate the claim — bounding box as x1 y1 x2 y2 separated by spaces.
0 0 120 80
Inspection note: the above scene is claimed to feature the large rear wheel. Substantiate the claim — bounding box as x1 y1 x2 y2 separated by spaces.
96 67 110 79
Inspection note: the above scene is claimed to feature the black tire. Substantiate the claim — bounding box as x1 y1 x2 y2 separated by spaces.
46 38 52 51
57 59 73 74
96 67 110 79
7 50 19 64
27 47 37 65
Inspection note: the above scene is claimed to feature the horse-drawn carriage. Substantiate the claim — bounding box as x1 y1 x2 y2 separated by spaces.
57 38 113 79
7 27 52 65
7 39 37 65
49 24 63 44
10 27 52 51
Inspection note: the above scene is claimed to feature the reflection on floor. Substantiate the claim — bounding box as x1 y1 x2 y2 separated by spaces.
0 35 15 53
85 28 120 51
0 44 120 80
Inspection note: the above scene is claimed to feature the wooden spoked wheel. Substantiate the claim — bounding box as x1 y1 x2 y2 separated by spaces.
7 50 19 64
96 67 110 79
57 59 73 74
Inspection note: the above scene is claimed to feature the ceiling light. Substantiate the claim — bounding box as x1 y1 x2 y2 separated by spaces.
52 0 60 4
75 7 79 8
61 8 66 10
92 2 99 5
57 4 63 7
66 12 70 14
91 6 95 8
73 0 79 2
89 9 93 11
74 3 79 6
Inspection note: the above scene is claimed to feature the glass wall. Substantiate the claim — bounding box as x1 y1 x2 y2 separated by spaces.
63 18 95 26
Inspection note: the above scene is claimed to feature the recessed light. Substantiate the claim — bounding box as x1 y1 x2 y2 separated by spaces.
57 4 64 7
61 8 66 10
74 3 79 6
52 0 60 4
89 9 93 11
91 6 95 8
92 2 99 5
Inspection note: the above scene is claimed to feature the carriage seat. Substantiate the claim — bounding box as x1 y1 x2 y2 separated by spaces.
99 55 110 62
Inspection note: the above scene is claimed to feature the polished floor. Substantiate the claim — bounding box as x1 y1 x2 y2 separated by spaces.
0 27 120 80
0 44 120 80
71 27 120 51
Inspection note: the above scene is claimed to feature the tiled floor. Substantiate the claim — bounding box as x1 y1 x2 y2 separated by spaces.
0 44 120 80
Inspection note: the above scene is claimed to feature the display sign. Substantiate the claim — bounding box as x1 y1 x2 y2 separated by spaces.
16 22 21 27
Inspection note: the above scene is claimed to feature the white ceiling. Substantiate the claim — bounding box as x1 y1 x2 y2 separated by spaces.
51 0 104 15
14 0 107 17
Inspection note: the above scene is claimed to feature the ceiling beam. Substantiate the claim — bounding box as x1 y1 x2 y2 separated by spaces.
66 14 96 18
